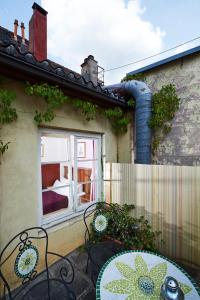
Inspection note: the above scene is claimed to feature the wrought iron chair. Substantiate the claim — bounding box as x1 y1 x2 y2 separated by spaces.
83 202 126 286
0 227 76 300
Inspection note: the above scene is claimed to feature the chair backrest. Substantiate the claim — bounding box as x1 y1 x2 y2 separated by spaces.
83 202 117 244
0 227 49 299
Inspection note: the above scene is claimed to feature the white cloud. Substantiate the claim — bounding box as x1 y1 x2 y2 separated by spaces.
41 0 165 84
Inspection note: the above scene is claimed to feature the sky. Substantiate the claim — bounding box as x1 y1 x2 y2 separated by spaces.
0 0 200 84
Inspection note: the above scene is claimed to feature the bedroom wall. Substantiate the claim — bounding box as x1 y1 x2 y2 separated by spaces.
0 76 131 290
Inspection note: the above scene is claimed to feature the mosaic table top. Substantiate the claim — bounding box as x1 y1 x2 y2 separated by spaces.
96 250 200 300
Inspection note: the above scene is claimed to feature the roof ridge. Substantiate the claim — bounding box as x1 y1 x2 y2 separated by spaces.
0 40 126 104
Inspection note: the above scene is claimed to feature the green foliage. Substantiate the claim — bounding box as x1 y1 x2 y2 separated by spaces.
121 74 141 108
121 73 146 82
0 140 10 155
104 107 130 134
90 203 161 251
127 98 135 107
26 82 131 134
120 74 180 154
73 99 98 121
0 89 17 156
149 84 180 154
0 89 17 125
26 83 69 124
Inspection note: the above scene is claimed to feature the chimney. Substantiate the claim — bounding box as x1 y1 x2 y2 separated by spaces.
81 55 104 86
20 22 25 44
13 19 18 41
29 2 48 61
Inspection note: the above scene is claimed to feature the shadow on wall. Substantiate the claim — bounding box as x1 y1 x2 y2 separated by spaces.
104 163 200 268
131 205 200 269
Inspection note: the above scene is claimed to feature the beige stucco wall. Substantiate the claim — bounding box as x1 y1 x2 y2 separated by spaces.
0 76 131 291
143 52 200 165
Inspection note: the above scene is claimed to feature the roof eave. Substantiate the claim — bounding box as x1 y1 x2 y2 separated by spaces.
0 51 128 109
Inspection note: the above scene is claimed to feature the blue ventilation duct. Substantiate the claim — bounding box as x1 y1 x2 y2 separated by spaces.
106 80 152 164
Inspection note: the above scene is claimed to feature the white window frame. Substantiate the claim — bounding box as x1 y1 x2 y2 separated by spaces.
38 128 102 228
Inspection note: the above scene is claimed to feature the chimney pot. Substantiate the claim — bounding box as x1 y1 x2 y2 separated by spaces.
13 19 18 41
20 22 25 44
29 2 48 61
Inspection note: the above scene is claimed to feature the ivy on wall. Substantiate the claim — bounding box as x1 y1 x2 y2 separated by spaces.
0 82 133 157
121 74 180 155
149 84 180 154
25 82 132 133
121 73 146 83
0 78 180 158
0 89 17 157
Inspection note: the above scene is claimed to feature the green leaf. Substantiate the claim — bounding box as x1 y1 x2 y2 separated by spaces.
125 294 139 300
115 261 136 280
134 255 148 275
104 279 134 294
179 282 192 294
149 262 167 282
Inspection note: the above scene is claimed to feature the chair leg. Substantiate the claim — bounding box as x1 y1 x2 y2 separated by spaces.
91 271 96 288
85 253 90 274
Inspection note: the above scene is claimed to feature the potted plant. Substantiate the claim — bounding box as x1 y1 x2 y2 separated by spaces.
90 203 161 252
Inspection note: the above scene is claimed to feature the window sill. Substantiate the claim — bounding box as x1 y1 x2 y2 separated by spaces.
40 202 98 231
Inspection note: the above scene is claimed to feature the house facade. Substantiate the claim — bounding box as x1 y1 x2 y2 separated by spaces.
0 3 132 289
128 46 200 166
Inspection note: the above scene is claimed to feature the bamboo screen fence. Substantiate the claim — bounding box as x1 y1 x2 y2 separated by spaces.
104 163 200 267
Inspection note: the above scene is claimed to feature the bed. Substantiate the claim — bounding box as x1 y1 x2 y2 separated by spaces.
41 163 68 215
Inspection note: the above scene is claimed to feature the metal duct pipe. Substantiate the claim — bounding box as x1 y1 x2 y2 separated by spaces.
106 80 152 164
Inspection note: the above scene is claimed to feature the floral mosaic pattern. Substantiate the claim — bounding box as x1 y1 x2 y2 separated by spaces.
104 255 192 299
93 214 108 233
14 245 39 278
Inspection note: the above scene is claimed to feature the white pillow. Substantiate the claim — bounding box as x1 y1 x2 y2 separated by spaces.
60 176 69 184
52 179 63 188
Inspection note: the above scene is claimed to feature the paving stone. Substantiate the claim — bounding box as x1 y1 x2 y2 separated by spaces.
67 248 88 273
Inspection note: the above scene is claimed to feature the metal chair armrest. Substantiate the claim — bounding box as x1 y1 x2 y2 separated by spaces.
47 251 75 284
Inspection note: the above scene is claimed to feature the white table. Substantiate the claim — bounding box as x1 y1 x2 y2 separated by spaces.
96 250 200 300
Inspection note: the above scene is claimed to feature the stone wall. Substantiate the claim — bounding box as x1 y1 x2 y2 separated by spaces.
144 52 200 165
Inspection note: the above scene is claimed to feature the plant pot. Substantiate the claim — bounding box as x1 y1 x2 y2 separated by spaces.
104 235 143 250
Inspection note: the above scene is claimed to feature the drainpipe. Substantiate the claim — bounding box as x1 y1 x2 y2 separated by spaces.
106 80 152 164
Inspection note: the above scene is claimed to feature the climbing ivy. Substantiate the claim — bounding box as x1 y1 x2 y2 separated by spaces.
25 83 69 123
149 84 180 154
73 99 98 121
0 89 17 157
25 83 131 134
121 73 180 155
0 80 180 158
120 73 147 109
104 107 130 134
121 73 147 83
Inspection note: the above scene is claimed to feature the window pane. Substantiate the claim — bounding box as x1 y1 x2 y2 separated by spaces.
42 186 69 215
41 135 69 162
77 138 99 160
41 133 71 217
76 161 99 183
78 181 98 205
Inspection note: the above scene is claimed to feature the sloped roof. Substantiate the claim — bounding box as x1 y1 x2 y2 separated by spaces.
128 45 200 76
0 26 127 108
